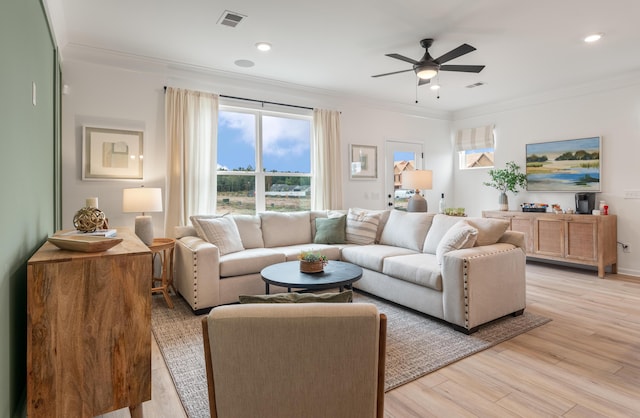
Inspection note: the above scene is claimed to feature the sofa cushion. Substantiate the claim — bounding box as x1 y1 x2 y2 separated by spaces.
382 253 442 291
196 216 245 256
260 211 312 247
233 214 264 249
345 208 380 245
379 210 434 251
341 244 417 272
314 215 346 244
466 218 510 246
436 220 478 264
219 248 286 277
239 290 353 304
423 214 465 254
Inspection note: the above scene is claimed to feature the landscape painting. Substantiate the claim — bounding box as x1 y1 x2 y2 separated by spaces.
526 137 601 192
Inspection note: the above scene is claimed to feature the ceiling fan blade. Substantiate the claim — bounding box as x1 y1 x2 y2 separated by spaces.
434 44 476 64
440 64 485 73
418 78 431 86
371 68 414 78
386 53 419 65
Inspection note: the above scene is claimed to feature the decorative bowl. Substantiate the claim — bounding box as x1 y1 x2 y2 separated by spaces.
47 236 123 253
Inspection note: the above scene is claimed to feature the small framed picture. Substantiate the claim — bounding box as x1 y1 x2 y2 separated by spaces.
350 144 377 179
82 126 144 180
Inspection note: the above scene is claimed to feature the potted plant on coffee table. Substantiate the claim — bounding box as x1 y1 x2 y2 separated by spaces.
483 161 527 211
298 251 328 273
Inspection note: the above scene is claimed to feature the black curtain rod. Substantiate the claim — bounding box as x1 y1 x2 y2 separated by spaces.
163 86 313 111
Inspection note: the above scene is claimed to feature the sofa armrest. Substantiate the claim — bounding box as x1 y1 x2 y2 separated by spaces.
498 230 526 252
175 236 221 311
441 243 526 330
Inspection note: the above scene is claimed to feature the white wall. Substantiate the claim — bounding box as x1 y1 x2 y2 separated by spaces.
62 53 640 276
452 81 640 276
61 56 452 239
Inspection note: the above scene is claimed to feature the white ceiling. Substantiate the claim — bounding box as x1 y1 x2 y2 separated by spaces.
48 0 640 113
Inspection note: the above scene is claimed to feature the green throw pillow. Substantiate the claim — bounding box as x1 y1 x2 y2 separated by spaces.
314 215 346 244
239 290 353 304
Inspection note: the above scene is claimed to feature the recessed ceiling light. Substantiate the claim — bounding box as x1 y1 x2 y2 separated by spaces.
584 33 603 43
430 84 441 91
234 59 255 68
256 42 272 52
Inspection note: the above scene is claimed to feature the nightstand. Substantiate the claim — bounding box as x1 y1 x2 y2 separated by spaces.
149 238 176 308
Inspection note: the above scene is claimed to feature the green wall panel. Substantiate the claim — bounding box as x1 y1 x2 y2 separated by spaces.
0 0 57 416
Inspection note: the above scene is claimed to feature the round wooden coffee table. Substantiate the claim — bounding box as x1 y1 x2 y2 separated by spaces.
260 260 363 294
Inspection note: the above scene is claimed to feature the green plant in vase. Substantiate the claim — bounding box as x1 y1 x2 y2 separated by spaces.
483 161 527 211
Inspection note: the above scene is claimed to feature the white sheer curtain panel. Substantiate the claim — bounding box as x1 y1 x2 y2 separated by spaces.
312 109 343 210
164 87 219 236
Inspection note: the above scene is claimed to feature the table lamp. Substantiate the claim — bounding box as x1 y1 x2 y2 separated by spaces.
401 170 433 212
122 186 163 245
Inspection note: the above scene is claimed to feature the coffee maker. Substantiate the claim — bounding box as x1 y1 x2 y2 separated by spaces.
575 193 595 214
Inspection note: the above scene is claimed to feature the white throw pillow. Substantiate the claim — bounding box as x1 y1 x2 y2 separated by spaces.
436 220 478 264
423 214 464 254
379 210 435 251
196 216 245 256
190 213 226 240
346 208 380 245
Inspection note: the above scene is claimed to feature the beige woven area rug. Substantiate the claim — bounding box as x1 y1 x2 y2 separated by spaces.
151 292 550 418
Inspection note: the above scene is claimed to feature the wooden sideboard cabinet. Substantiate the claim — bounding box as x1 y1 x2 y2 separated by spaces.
27 228 152 418
483 211 617 278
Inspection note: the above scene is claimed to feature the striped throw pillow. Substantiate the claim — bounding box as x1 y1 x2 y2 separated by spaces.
346 208 380 245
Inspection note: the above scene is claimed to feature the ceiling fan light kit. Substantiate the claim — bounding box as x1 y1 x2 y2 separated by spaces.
416 64 438 79
372 38 485 89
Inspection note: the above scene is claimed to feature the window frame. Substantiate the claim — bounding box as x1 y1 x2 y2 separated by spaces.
217 103 313 214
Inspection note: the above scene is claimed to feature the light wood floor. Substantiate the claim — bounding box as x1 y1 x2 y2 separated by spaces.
101 262 640 417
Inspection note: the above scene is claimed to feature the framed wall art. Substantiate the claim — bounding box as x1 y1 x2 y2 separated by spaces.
82 126 144 180
525 136 601 192
350 144 377 179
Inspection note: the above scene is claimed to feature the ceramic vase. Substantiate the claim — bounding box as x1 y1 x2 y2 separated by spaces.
499 192 509 211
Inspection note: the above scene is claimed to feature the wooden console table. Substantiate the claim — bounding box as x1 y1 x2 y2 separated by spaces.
483 211 617 278
27 228 152 417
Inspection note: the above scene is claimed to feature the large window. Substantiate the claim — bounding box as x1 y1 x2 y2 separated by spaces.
217 107 312 214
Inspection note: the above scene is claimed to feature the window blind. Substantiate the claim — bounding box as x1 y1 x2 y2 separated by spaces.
455 125 495 151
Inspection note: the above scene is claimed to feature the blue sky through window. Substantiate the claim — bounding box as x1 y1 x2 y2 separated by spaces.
218 111 311 173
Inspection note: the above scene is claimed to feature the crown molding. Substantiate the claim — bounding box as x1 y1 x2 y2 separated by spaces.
453 69 640 120
61 43 453 121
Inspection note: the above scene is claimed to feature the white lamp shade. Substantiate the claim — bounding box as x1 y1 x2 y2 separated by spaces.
122 187 163 214
401 170 433 191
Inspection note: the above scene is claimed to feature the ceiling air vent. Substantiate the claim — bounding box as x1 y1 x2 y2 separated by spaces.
218 10 246 28
466 82 486 88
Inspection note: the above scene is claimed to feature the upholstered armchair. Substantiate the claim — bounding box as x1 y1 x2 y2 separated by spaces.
202 303 387 418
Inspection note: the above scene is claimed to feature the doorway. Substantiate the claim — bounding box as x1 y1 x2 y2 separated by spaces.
385 141 424 210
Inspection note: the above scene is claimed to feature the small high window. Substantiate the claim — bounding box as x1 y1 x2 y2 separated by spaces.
456 125 495 170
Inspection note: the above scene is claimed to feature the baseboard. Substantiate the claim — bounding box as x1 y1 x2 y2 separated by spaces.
615 267 640 277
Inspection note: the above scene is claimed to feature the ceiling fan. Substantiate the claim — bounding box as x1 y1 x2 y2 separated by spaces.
372 38 485 86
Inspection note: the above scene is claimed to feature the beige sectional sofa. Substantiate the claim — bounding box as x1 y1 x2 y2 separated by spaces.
174 209 526 333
